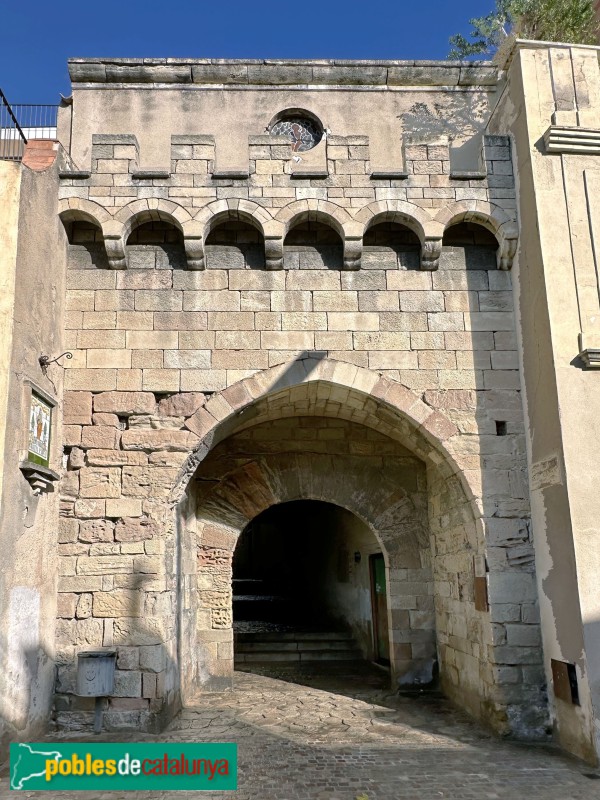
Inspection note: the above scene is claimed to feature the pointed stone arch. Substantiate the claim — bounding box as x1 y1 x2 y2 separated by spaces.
171 357 539 729
173 356 473 506
109 355 543 736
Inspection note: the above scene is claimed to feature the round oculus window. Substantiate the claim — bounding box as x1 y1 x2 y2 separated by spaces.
270 117 323 152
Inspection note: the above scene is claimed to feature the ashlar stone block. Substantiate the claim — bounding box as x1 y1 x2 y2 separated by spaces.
94 391 156 415
79 467 122 499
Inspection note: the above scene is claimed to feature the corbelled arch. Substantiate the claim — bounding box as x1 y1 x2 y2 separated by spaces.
354 199 441 244
101 199 197 269
435 199 519 270
354 199 445 271
58 197 112 228
276 199 363 270
194 199 283 270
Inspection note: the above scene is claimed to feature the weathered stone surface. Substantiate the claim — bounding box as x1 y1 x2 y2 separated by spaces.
79 467 121 498
423 390 477 411
77 555 133 575
139 644 167 673
112 617 167 646
56 618 104 647
78 518 114 543
64 391 93 425
76 593 92 619
94 590 142 617
117 647 140 670
127 415 186 430
115 516 157 542
122 466 179 497
68 447 86 470
87 449 148 467
59 518 79 544
113 670 142 698
158 392 206 417
81 425 120 450
104 499 142 519
121 429 200 452
57 594 76 618
93 412 121 427
94 391 156 415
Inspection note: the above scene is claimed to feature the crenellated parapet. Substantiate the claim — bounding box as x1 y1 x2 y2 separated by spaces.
59 131 518 272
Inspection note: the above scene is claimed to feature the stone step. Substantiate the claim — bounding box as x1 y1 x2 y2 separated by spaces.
236 639 359 653
235 649 363 664
235 630 353 643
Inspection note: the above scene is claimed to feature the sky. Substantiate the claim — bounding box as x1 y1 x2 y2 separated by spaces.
0 0 493 104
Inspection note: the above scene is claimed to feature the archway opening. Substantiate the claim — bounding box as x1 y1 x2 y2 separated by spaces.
126 220 186 269
233 500 387 667
283 220 343 269
205 219 265 269
64 219 109 269
363 221 420 270
441 221 498 270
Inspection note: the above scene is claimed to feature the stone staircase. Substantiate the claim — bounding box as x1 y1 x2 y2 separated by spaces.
234 630 363 664
233 577 363 664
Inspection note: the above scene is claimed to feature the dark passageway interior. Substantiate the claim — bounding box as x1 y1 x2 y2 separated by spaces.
232 500 386 666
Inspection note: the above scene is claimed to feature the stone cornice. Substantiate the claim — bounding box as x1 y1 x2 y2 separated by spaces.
545 125 600 155
68 58 498 88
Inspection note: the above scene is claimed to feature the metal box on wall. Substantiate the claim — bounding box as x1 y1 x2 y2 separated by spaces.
76 650 116 697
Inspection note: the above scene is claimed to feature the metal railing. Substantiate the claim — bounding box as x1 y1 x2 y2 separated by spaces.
1 90 58 161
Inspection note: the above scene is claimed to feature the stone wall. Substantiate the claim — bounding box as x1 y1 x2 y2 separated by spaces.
52 60 545 738
489 41 600 763
0 147 67 754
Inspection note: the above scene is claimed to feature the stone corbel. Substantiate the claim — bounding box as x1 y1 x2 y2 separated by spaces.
20 462 60 495
497 237 517 270
265 237 283 271
578 333 600 368
104 236 127 270
420 238 442 271
184 237 205 270
343 237 362 271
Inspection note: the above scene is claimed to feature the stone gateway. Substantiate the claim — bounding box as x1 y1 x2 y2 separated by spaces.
1 43 600 768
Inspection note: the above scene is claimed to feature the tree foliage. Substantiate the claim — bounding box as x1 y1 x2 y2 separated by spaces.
449 0 598 59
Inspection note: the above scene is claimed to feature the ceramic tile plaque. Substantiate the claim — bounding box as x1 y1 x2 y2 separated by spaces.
28 393 52 467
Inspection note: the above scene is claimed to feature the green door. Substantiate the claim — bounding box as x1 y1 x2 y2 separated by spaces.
370 554 390 664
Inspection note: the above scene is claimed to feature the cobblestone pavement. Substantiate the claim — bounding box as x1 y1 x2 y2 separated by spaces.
4 663 600 800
